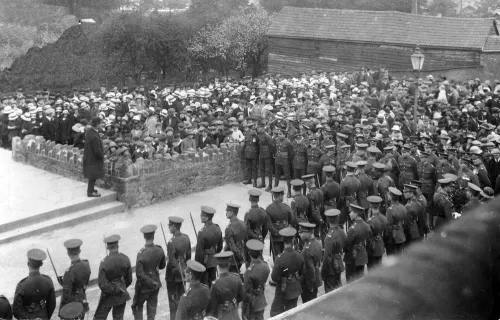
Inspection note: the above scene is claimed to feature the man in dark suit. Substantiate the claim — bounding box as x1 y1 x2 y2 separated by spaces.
41 108 57 141
83 117 105 197
195 127 212 150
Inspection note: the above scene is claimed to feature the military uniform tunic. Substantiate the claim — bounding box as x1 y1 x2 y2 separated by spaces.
224 216 247 270
321 180 340 210
242 260 271 320
344 219 371 282
300 239 323 303
366 211 388 269
307 147 323 184
195 222 223 287
60 259 91 315
385 202 407 255
321 226 347 293
266 201 294 260
292 142 308 178
13 271 56 320
206 273 244 320
175 282 210 320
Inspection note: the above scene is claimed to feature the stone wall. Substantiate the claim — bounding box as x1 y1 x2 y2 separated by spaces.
11 136 246 207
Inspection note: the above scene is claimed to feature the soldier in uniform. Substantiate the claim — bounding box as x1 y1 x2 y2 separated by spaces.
402 185 423 247
242 240 270 320
269 228 305 317
366 196 387 270
306 137 323 186
321 165 340 212
337 145 352 182
372 162 395 214
321 209 347 293
58 239 91 319
94 235 132 320
0 295 12 320
195 206 223 288
290 179 310 225
13 249 56 320
304 174 324 238
242 123 259 187
224 202 246 275
165 216 191 320
298 222 323 303
462 182 482 214
244 189 268 266
344 204 371 283
339 162 361 229
380 145 400 183
175 260 210 320
418 150 437 230
266 186 295 262
411 180 429 238
398 144 419 190
132 225 166 320
385 188 407 255
274 129 293 198
206 252 245 320
434 178 454 229
473 159 492 189
256 122 274 191
318 144 336 184
356 161 374 214
436 153 458 179
292 133 308 193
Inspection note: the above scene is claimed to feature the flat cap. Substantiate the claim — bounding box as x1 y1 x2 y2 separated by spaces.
367 196 382 203
324 209 341 217
186 260 206 273
367 146 381 153
168 216 184 224
388 187 402 196
59 302 84 319
271 186 285 193
279 227 297 237
103 234 121 244
301 174 315 180
298 222 316 230
246 239 264 251
491 149 500 155
248 189 262 197
350 204 365 211
201 206 216 215
140 225 157 234
290 179 304 186
27 248 47 261
322 165 335 173
64 239 83 249
468 182 482 192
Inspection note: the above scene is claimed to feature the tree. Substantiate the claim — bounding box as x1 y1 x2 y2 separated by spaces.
425 0 458 16
259 0 416 13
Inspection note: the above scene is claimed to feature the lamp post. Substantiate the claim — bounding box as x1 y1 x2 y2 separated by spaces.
411 46 425 133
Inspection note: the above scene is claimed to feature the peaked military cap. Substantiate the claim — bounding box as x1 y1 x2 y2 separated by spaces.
27 248 47 261
367 196 382 204
349 204 365 211
291 179 304 186
201 206 216 215
271 186 285 193
403 184 418 190
140 225 157 234
168 216 184 224
468 182 481 192
324 209 341 217
438 178 452 185
373 162 386 170
103 234 121 244
279 227 297 238
246 239 264 251
301 174 315 180
388 187 402 196
356 160 367 166
346 162 357 169
214 251 234 264
298 222 316 230
248 189 262 197
322 165 335 173
186 260 206 273
64 239 83 249
442 173 458 182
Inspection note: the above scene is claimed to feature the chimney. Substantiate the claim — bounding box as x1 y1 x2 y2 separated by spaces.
411 0 418 14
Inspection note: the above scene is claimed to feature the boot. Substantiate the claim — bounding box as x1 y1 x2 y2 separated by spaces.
253 179 258 188
257 176 266 188
265 176 272 191
242 180 252 185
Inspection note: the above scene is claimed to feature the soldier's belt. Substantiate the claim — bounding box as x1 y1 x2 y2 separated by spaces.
278 152 289 158
308 161 319 166
273 220 289 229
204 246 217 254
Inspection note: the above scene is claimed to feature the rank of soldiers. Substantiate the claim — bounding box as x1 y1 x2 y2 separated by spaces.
2 155 491 320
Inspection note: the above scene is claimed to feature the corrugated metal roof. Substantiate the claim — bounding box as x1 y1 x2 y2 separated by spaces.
267 7 499 50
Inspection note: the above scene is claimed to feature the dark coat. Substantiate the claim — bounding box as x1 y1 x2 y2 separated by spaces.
83 128 105 180
41 117 57 141
56 117 71 143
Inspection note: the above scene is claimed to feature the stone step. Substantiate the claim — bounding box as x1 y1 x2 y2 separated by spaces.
0 191 118 234
0 201 126 246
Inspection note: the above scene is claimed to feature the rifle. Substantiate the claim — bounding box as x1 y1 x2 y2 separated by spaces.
46 249 59 282
161 222 186 291
189 212 198 237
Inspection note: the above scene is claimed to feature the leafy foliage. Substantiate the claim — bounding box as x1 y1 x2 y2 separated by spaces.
259 0 417 13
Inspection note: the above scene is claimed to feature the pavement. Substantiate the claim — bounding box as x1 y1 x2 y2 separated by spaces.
0 149 111 226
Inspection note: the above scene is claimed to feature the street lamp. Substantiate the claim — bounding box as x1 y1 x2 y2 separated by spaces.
411 45 425 132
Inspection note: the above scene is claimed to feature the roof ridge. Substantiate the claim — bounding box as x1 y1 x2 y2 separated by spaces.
281 6 496 21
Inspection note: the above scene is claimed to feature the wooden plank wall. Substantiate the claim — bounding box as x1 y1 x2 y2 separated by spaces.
267 37 481 76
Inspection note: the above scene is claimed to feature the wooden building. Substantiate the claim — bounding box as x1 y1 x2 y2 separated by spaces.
267 7 500 76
